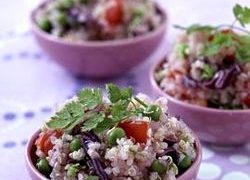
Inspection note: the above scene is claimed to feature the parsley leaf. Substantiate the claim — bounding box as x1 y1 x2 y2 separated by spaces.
46 101 84 130
202 33 235 56
106 84 132 103
175 43 189 59
111 100 130 121
94 118 113 134
77 88 102 109
202 64 215 79
236 45 250 62
233 4 250 27
82 113 105 132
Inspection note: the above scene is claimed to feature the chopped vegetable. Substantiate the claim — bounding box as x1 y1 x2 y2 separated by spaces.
119 120 149 144
55 12 68 27
36 158 51 176
151 160 166 175
175 43 189 59
105 0 123 25
35 130 62 155
107 127 126 146
243 95 250 107
67 164 80 177
69 138 81 152
202 64 215 80
179 155 192 169
144 105 162 121
37 17 52 32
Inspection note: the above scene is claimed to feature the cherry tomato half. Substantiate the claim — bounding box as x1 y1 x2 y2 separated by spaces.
35 130 62 156
105 0 123 25
243 95 250 107
119 120 149 144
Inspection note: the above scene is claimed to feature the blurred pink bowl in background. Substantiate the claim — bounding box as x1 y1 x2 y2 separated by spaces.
30 1 167 78
150 59 250 146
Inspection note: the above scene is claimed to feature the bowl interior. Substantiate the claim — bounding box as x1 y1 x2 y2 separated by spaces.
26 130 202 180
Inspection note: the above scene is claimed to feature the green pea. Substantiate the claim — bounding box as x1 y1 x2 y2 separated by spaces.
69 138 81 152
36 158 51 176
67 164 79 177
132 8 144 18
151 160 166 175
80 0 89 4
145 105 162 121
108 128 126 146
179 155 192 169
62 0 74 8
56 12 68 27
37 17 52 32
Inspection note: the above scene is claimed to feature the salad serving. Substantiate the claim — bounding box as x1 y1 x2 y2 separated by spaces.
33 84 197 180
155 4 250 109
35 0 163 41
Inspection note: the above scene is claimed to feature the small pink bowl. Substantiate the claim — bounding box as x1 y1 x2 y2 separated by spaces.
25 130 202 180
30 1 167 78
150 59 250 145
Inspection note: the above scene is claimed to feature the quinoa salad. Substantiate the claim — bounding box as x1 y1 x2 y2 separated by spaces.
35 0 163 41
155 4 250 109
34 84 197 180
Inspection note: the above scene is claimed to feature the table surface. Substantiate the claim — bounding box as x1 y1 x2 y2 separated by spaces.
0 0 250 180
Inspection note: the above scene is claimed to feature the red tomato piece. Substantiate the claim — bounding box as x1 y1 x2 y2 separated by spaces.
35 130 62 156
119 120 149 144
243 95 250 107
105 0 123 25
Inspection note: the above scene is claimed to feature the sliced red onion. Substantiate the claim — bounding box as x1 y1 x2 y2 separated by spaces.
182 75 198 88
82 133 109 180
202 63 241 89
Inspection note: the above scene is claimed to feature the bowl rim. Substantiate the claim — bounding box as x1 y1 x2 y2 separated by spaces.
150 58 250 114
30 0 167 47
25 129 202 180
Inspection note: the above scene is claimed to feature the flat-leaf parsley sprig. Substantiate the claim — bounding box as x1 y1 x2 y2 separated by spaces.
45 84 163 134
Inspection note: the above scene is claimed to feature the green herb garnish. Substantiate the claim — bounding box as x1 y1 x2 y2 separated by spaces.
175 43 190 59
82 113 105 132
233 4 250 27
174 4 250 63
202 64 215 80
106 83 132 103
45 84 162 133
46 101 84 130
78 88 103 109
201 33 235 56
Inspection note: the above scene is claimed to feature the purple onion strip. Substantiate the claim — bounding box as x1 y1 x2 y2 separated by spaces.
82 133 109 180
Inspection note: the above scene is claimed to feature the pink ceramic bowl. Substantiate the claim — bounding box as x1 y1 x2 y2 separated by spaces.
150 59 250 146
25 130 202 180
30 1 167 78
